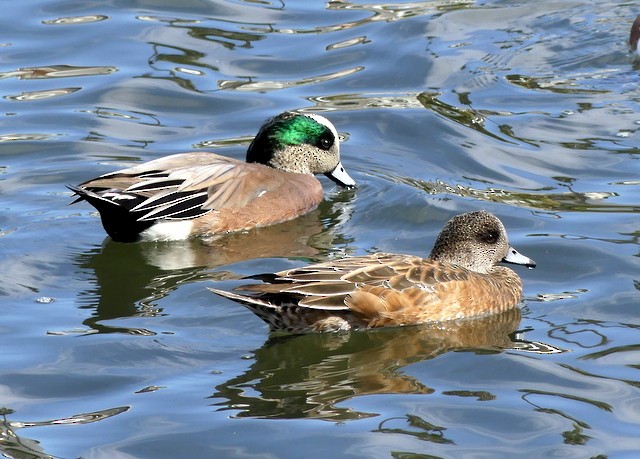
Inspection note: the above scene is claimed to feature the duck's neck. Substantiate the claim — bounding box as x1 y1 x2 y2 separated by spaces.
431 251 490 274
264 147 313 175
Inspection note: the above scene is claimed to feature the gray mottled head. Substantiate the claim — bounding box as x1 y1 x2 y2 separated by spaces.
246 111 355 187
429 210 535 273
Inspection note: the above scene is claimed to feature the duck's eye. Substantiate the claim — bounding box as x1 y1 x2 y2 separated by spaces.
319 137 333 150
480 230 499 244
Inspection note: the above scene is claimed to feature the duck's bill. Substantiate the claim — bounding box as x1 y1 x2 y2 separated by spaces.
325 161 356 188
502 246 536 268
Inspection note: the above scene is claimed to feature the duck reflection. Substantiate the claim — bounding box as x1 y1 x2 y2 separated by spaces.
210 308 561 421
74 194 355 335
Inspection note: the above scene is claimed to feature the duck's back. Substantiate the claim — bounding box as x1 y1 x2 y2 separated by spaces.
71 152 327 241
231 253 523 329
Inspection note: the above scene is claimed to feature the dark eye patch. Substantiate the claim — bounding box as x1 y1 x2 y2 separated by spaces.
480 230 499 244
320 138 332 149
317 133 334 150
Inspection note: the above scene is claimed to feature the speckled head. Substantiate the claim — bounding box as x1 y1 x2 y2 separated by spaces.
429 210 535 273
246 111 355 187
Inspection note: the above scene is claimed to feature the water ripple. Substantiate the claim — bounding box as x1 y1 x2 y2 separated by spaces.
42 15 109 25
218 66 364 91
0 65 117 80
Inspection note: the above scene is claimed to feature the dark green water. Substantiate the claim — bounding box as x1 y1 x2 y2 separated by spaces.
1 0 640 457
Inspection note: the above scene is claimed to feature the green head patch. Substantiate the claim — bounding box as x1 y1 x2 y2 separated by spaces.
246 112 335 164
273 115 327 146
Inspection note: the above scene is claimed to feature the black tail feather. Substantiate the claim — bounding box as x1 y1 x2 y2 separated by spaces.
67 184 153 242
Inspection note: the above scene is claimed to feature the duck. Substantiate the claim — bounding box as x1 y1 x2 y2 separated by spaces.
631 15 640 56
208 210 536 333
68 111 356 242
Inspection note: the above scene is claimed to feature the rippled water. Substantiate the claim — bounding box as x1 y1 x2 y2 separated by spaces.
2 0 640 457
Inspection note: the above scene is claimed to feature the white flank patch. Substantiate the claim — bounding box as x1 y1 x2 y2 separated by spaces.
139 220 194 241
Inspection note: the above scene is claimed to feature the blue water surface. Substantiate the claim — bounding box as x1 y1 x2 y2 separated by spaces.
1 0 640 457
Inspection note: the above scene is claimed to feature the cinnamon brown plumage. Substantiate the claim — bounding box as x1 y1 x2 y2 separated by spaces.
209 211 536 333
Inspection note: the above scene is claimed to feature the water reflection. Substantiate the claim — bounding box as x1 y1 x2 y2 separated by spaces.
417 91 505 143
375 414 454 445
523 392 593 446
506 74 611 95
400 177 628 214
73 195 355 335
0 406 128 459
5 87 81 101
0 65 117 80
211 308 562 421
0 64 117 102
218 66 364 92
42 15 109 25
134 0 472 94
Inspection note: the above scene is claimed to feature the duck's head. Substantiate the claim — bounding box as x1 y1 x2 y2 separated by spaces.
246 111 355 188
429 210 536 273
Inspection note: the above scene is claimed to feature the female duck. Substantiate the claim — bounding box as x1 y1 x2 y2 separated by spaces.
69 111 355 242
209 211 536 333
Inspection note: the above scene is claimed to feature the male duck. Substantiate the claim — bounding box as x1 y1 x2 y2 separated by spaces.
69 111 355 242
209 211 536 333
